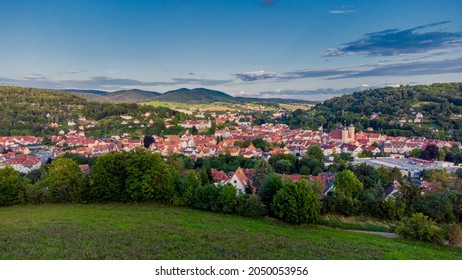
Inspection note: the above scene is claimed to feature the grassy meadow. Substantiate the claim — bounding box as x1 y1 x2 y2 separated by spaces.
0 203 461 260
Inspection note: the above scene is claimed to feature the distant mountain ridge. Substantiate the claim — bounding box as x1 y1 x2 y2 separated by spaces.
61 87 314 104
155 88 236 103
61 88 161 103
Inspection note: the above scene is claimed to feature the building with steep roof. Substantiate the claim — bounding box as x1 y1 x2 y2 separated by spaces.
224 167 254 194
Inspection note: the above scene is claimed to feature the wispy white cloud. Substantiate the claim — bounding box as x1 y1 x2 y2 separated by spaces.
328 4 356 14
328 9 356 14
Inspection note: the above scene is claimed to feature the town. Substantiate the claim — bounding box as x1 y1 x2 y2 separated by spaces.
1 108 460 197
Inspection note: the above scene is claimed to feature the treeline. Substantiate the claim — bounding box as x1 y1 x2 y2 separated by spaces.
0 86 188 137
1 149 461 244
0 150 266 219
279 83 462 141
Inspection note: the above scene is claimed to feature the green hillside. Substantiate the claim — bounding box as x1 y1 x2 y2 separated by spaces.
0 203 460 259
281 82 462 141
154 88 237 103
62 88 162 103
107 89 162 103
0 86 185 137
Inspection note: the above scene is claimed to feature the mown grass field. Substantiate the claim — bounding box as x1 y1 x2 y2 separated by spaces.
278 103 315 111
0 203 461 260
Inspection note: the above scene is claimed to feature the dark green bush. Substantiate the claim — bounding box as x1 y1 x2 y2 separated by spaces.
379 199 406 220
0 166 21 206
21 183 49 204
271 180 320 224
235 194 265 218
191 185 219 211
447 223 461 245
213 184 237 213
396 213 444 244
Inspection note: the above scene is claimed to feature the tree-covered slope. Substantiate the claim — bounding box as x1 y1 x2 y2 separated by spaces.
107 89 162 103
280 83 462 141
155 88 237 103
0 86 185 137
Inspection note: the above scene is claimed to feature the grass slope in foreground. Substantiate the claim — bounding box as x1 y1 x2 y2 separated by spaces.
0 203 461 260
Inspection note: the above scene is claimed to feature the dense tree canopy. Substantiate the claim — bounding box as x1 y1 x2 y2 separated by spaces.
0 166 21 206
279 83 462 141
333 170 364 199
89 152 127 202
125 149 173 202
271 179 320 224
40 158 85 203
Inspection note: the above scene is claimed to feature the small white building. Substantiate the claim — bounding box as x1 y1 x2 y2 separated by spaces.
224 167 252 194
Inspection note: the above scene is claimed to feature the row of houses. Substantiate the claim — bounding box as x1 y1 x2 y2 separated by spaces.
0 153 41 173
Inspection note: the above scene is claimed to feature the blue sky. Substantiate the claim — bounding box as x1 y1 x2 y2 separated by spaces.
1 0 461 100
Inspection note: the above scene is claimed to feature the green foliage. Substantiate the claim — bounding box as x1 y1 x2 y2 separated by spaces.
125 149 173 202
21 183 49 204
191 184 237 214
271 179 321 224
200 154 255 173
251 138 270 151
156 88 236 104
274 159 292 174
0 166 21 206
235 194 265 218
0 86 185 137
306 145 324 162
281 83 462 142
333 169 364 199
214 184 237 213
413 193 456 223
396 213 444 244
448 191 462 222
307 179 325 197
252 159 273 192
268 153 296 173
172 170 201 206
299 166 310 175
447 223 461 245
40 158 86 203
58 153 97 166
258 173 284 206
88 152 127 202
298 147 325 175
191 185 219 211
378 199 406 221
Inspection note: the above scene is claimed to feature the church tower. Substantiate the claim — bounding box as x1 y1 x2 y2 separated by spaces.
348 123 355 142
342 124 349 143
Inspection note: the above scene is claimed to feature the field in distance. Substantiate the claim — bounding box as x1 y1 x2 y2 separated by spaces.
144 101 313 112
0 203 461 260
144 101 264 112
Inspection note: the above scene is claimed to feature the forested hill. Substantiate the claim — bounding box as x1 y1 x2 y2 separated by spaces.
156 88 236 103
320 83 462 115
280 83 462 141
61 87 315 105
0 86 185 137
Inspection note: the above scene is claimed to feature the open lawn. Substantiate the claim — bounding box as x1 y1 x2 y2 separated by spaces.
0 203 461 260
278 103 315 111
